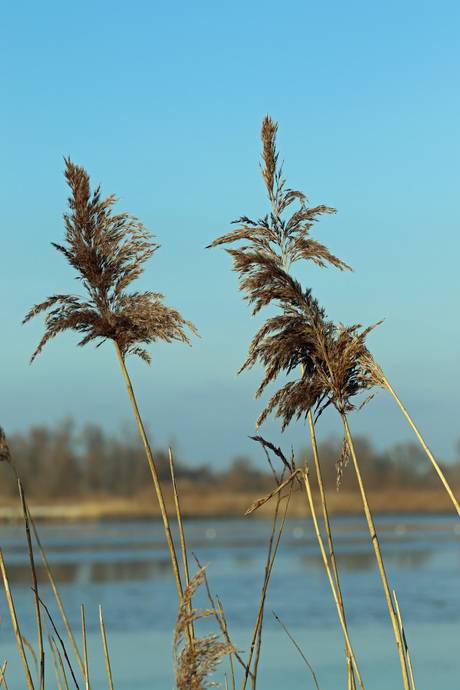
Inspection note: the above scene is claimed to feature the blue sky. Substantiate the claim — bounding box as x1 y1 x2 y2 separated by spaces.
2 0 459 469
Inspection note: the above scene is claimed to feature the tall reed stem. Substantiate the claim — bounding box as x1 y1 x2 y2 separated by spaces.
342 415 410 690
114 342 199 662
18 480 44 690
114 342 184 602
307 409 362 689
0 549 35 690
302 464 361 688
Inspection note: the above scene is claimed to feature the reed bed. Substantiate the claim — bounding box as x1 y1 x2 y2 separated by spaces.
0 117 458 688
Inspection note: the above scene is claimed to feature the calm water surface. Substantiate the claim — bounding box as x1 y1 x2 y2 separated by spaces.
0 514 459 688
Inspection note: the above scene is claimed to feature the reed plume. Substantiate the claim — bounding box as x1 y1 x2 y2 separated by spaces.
23 157 197 363
210 115 412 688
174 568 236 690
0 426 11 463
209 115 350 278
23 158 198 616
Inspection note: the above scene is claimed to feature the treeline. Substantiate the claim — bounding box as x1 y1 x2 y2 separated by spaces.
1 420 459 500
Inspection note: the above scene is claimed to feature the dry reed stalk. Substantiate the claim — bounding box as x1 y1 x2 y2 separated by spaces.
28 510 85 676
51 638 70 690
0 433 86 679
38 595 80 690
215 597 236 690
302 465 362 688
393 591 416 690
0 549 35 689
193 556 246 683
44 617 64 690
0 661 8 690
81 604 89 690
114 342 185 606
23 159 198 612
248 490 292 690
17 480 44 690
241 460 296 690
169 446 195 644
307 411 355 662
360 357 460 517
99 606 113 690
272 611 320 690
0 437 83 680
342 417 410 690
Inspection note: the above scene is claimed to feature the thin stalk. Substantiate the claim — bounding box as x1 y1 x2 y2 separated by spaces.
241 490 291 690
302 465 362 687
381 374 460 517
393 591 416 690
5 459 85 677
216 596 236 690
28 509 85 676
37 594 79 690
252 495 291 689
99 606 113 690
114 342 184 603
18 480 44 690
44 616 64 690
193 555 247 677
0 548 35 689
169 447 194 643
307 409 362 690
81 605 89 690
0 661 8 690
51 638 70 690
272 611 320 690
343 415 410 690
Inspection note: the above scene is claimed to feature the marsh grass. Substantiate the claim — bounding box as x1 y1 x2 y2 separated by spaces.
209 114 460 688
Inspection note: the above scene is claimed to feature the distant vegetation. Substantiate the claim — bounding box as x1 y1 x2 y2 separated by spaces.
3 419 460 502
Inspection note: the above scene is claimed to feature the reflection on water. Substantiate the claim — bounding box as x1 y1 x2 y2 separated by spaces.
335 550 376 572
0 514 459 634
0 515 459 588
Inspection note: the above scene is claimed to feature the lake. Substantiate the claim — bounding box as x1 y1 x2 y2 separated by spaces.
0 513 459 688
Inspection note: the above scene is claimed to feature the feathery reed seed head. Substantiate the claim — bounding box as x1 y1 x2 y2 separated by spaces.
210 115 381 448
174 568 236 689
0 427 11 463
23 158 198 363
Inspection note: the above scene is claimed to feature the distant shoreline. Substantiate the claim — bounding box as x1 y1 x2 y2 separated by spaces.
0 486 457 523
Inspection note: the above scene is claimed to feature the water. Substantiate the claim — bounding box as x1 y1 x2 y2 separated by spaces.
0 514 459 688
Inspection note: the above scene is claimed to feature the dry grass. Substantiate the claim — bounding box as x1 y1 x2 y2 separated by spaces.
173 567 236 690
0 484 456 523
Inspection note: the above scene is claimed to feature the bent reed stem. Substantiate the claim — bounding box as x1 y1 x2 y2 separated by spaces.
342 415 410 690
380 374 460 517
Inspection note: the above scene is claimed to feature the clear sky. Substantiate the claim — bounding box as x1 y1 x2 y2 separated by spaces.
2 0 459 469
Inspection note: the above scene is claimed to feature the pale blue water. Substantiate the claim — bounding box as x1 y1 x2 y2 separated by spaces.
0 514 459 688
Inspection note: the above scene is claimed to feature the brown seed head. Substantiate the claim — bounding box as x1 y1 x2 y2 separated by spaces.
23 158 198 363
